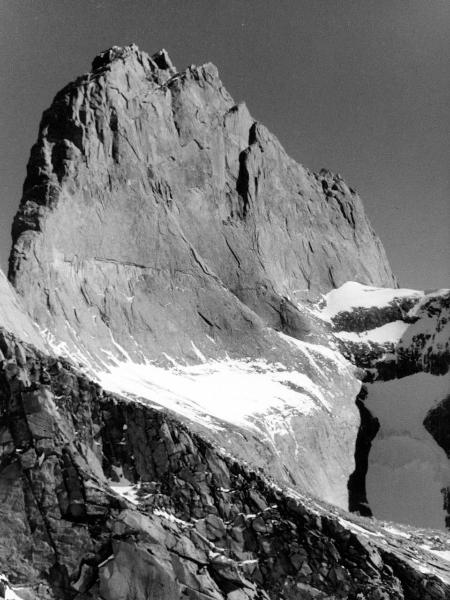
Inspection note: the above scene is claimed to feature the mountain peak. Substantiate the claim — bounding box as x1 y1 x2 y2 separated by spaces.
91 43 177 79
151 47 176 72
9 43 396 371
0 44 449 598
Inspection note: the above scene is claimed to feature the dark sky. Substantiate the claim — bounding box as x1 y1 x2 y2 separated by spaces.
1 0 449 289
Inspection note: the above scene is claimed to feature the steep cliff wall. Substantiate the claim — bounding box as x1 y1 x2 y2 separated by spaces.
0 270 46 352
3 45 399 507
9 44 396 368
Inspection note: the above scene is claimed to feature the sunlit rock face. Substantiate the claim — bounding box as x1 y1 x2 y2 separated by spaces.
9 43 395 368
317 283 450 529
7 45 399 507
0 270 46 352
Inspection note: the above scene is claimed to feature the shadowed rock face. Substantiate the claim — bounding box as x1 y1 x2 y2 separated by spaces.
8 44 396 366
347 385 380 517
425 395 450 528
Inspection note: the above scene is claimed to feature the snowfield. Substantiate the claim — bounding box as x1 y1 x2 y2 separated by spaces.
317 281 423 320
315 282 449 350
313 282 450 530
97 351 332 436
0 575 23 600
334 320 410 344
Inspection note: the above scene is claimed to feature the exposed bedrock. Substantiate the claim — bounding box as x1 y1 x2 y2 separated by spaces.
2 42 449 595
8 44 396 367
0 329 449 599
425 395 450 460
0 270 46 352
336 291 450 379
5 44 398 511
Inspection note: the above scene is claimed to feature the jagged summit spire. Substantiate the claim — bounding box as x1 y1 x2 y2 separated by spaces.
152 48 175 72
91 43 177 77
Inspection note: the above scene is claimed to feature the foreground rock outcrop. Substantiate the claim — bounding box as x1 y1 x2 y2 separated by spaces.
1 329 449 599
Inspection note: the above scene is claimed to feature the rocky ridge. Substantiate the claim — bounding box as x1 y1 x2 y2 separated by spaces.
0 328 449 599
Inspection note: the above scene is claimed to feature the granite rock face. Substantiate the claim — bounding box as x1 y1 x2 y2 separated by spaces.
4 44 401 515
0 270 46 352
3 44 400 510
9 44 396 367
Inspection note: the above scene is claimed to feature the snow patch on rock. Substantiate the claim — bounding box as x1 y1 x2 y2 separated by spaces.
0 575 23 600
318 281 423 320
335 320 410 344
108 466 140 506
97 354 330 437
